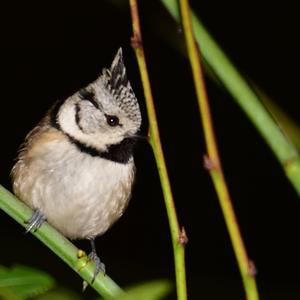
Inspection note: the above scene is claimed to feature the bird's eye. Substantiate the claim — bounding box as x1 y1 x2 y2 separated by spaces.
106 115 119 127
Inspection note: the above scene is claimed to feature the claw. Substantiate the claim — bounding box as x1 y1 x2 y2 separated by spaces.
25 210 46 233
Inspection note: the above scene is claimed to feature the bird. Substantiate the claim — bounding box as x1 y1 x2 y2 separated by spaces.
11 48 142 281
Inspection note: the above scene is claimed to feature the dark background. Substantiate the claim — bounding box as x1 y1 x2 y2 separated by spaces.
0 1 300 299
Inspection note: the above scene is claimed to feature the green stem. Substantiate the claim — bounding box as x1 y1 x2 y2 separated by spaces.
178 0 260 299
159 0 300 196
129 1 188 300
0 184 123 298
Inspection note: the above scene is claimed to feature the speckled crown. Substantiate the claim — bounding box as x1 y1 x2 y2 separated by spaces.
101 48 142 127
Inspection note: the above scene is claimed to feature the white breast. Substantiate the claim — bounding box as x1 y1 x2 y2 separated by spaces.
13 134 135 239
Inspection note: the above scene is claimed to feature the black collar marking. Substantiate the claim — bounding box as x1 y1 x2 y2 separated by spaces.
49 101 135 164
50 99 64 129
67 135 136 164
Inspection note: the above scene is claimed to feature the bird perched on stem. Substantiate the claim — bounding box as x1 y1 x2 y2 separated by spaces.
11 48 142 282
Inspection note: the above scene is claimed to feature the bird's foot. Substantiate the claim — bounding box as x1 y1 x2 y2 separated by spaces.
88 237 105 283
82 243 106 292
25 210 46 233
88 249 106 283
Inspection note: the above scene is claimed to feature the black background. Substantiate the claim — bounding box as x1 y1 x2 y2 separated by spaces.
0 1 300 299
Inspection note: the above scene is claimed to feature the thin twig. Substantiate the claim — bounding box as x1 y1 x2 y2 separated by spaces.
179 0 260 299
129 1 188 300
0 185 123 298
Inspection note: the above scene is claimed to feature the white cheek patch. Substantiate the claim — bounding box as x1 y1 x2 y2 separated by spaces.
59 102 82 137
57 100 124 150
79 105 102 134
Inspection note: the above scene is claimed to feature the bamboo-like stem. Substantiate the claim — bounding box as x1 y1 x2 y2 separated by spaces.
160 0 300 197
129 1 188 300
0 184 123 298
179 1 259 299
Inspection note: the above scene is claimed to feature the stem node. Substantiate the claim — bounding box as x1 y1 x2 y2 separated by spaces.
131 32 142 49
203 154 218 171
247 260 257 277
179 227 188 246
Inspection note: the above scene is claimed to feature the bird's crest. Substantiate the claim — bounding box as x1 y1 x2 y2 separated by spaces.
101 48 141 126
